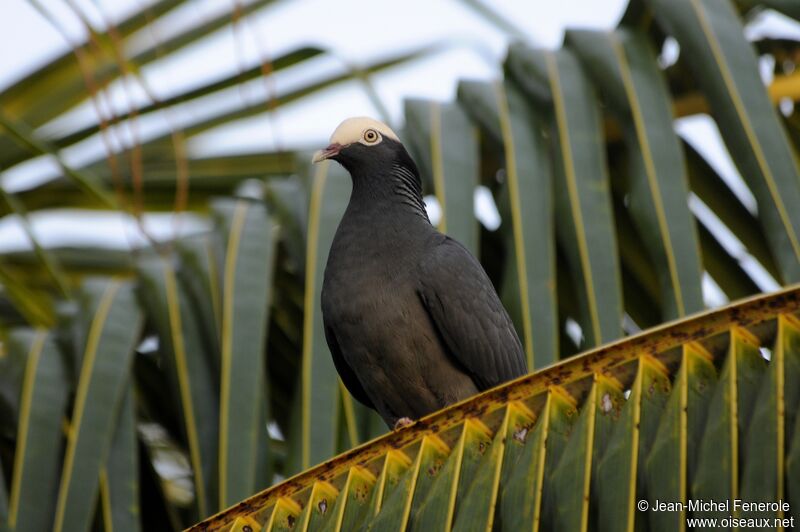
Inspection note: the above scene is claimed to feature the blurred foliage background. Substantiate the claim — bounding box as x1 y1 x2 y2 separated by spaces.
0 0 799 530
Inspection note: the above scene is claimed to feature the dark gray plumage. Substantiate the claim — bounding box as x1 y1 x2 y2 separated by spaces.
315 117 527 428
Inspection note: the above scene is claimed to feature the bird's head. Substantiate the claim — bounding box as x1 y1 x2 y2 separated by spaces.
312 117 425 214
312 117 412 175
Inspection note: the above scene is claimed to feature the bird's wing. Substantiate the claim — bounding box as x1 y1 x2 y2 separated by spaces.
417 237 527 390
324 324 375 409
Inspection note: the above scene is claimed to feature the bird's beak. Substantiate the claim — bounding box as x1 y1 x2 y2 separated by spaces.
312 143 343 164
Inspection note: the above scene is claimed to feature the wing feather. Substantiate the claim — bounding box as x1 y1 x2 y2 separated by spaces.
417 237 527 390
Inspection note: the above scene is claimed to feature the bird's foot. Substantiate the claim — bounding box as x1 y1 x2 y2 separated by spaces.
393 417 414 430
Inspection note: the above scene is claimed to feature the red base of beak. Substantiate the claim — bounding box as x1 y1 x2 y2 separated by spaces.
312 143 342 163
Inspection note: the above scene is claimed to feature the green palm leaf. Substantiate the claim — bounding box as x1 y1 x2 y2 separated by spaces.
649 0 800 282
214 198 276 509
405 100 480 254
53 279 143 532
507 45 624 346
136 253 219 518
6 330 68 532
569 28 704 319
99 385 139 532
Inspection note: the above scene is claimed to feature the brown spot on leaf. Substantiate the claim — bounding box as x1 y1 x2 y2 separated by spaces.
427 460 443 477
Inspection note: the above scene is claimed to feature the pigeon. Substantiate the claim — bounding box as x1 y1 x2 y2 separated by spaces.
313 117 527 429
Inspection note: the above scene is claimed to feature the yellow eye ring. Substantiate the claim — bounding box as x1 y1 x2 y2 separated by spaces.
363 129 380 143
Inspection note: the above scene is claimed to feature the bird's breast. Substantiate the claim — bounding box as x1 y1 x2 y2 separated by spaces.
322 230 423 335
323 252 410 319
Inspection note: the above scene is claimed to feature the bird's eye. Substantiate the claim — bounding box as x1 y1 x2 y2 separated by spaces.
363 129 379 143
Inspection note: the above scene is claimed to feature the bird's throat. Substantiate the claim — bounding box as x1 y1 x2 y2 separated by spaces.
347 163 429 222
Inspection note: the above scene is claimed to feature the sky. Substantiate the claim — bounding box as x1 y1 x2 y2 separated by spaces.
0 0 798 305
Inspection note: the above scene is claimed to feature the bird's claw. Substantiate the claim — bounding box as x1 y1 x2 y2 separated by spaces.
393 417 414 430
